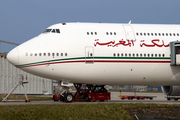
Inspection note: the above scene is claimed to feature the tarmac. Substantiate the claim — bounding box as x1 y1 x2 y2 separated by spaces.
1 92 180 105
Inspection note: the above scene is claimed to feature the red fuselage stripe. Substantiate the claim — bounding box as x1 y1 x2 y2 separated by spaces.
18 60 171 68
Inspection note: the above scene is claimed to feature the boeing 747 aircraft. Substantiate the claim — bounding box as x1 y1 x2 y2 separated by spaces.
7 22 180 102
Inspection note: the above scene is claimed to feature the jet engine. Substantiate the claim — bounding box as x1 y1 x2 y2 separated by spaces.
161 86 180 96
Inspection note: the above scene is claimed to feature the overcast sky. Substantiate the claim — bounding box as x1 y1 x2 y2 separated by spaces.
1 0 180 53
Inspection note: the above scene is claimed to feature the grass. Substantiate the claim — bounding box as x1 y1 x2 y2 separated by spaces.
0 103 132 120
0 103 179 120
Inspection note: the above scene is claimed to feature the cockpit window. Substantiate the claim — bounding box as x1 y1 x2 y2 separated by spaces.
52 29 55 33
56 29 60 33
43 29 60 34
43 29 52 33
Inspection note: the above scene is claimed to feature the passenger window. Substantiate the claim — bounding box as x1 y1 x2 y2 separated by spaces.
136 33 139 36
87 32 89 35
106 32 109 35
25 53 28 56
155 33 157 36
170 33 172 36
166 33 168 36
113 53 116 57
136 54 139 57
159 33 161 36
48 53 50 56
91 32 93 35
61 53 63 56
90 53 92 57
140 54 142 57
95 32 97 35
151 33 153 36
39 53 42 56
125 53 127 57
177 33 179 36
133 53 135 57
140 33 142 36
65 53 67 56
144 54 146 57
44 53 46 56
162 33 164 36
117 53 119 57
129 53 131 57
57 53 59 56
151 54 153 57
114 32 116 35
148 54 150 57
110 32 112 35
30 53 33 56
155 54 157 57
147 33 150 36
52 53 55 56
144 33 146 36
173 33 175 36
159 54 161 57
35 53 37 56
162 54 165 57
121 53 123 57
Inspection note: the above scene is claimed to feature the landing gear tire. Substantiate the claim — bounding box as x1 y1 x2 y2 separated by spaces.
175 98 178 101
167 98 171 101
64 93 74 103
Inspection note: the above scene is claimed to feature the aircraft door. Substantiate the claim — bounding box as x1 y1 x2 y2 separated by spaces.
170 41 180 66
85 46 94 64
122 25 136 41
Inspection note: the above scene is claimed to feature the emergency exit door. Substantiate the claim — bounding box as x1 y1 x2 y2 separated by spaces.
122 25 136 41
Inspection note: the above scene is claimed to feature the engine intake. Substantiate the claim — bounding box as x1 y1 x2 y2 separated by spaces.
161 86 180 96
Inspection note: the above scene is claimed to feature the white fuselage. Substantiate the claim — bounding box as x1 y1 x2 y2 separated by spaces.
7 23 180 86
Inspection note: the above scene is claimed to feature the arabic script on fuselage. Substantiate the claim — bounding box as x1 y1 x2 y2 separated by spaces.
94 39 134 47
140 39 169 47
94 39 170 47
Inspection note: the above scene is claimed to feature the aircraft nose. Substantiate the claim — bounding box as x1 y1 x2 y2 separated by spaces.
7 47 19 65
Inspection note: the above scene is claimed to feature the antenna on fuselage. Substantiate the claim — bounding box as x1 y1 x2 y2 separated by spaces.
128 20 131 24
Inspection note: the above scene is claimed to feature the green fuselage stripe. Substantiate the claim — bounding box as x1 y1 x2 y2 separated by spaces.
16 56 171 67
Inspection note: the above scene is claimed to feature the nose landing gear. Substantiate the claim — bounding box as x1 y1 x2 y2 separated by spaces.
53 83 111 103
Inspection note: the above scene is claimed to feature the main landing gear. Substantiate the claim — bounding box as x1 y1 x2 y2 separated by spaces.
53 85 74 103
53 83 111 103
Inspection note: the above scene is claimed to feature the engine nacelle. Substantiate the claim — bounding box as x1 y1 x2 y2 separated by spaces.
161 86 180 96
